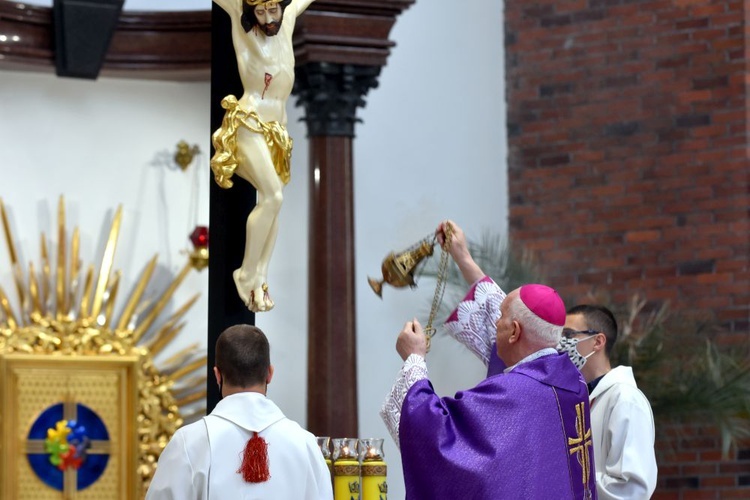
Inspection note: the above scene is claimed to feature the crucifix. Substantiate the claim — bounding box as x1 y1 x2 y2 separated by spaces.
208 0 416 438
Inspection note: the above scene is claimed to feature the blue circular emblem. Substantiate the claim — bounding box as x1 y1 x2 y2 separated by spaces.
27 403 110 491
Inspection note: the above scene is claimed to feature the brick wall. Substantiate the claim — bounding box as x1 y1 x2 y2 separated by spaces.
504 0 749 496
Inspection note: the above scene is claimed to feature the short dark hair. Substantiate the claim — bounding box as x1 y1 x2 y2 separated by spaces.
215 324 271 387
241 0 292 32
567 304 618 355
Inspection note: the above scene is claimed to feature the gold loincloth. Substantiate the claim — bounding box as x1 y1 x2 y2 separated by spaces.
210 95 293 189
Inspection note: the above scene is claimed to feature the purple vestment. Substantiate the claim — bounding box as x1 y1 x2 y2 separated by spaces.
487 345 506 377
399 353 597 499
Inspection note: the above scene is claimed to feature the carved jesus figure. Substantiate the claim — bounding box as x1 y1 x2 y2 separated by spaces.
211 0 316 312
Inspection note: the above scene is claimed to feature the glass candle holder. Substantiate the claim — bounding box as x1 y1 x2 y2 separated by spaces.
359 438 387 500
332 438 360 500
332 437 359 461
317 436 333 479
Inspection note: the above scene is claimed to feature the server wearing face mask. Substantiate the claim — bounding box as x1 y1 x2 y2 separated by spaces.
558 305 658 500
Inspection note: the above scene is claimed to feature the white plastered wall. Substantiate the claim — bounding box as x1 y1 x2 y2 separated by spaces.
0 0 505 496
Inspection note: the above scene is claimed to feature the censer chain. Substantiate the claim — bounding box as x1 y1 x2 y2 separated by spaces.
424 224 452 351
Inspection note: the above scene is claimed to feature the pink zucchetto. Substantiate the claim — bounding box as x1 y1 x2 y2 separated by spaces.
519 284 566 326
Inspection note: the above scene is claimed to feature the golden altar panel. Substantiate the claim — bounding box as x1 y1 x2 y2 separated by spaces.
1 355 139 499
0 197 207 496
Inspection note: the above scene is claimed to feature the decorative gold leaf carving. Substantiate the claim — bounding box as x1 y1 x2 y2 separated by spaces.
0 197 204 490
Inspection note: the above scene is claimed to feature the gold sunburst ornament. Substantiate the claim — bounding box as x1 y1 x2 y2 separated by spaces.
0 197 206 498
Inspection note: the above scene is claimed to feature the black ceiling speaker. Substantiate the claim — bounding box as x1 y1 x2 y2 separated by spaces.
53 0 125 79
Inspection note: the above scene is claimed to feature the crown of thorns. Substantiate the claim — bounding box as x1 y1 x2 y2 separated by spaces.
245 0 278 6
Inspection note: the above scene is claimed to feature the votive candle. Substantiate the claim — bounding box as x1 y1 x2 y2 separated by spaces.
333 438 360 500
360 438 386 500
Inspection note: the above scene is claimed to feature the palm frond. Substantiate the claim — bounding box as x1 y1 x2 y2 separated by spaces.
610 295 750 457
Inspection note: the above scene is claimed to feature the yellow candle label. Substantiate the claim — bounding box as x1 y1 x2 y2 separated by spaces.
333 459 360 500
361 461 387 500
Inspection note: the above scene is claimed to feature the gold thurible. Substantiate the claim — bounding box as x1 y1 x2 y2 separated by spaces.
367 238 434 297
367 223 453 352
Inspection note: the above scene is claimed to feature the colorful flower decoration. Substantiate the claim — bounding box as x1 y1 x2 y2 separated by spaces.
43 419 91 471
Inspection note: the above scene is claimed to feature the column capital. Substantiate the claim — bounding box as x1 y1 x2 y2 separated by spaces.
294 62 380 137
292 0 414 136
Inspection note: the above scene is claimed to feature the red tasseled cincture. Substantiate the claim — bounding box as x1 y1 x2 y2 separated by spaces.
237 432 271 483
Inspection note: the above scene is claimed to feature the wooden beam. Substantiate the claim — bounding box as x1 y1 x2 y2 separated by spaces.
0 3 210 81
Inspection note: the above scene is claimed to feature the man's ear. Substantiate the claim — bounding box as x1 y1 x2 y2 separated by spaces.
266 365 274 385
594 333 607 353
213 366 221 386
509 320 522 344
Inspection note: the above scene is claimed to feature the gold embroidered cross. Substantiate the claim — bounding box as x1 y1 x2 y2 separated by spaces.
568 401 593 488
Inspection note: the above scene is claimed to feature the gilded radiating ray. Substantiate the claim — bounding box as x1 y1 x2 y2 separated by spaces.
175 389 208 408
0 196 207 490
162 293 200 330
91 206 122 319
170 356 207 382
56 196 67 317
161 343 201 373
101 270 122 328
79 265 95 319
145 294 199 354
174 378 208 406
148 321 187 357
174 374 208 395
0 285 17 329
132 261 192 343
0 198 27 324
39 233 50 314
28 262 42 319
67 226 80 318
0 199 17 264
117 255 157 332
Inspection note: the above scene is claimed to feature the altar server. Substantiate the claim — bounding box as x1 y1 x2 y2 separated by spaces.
559 304 657 499
147 324 332 500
